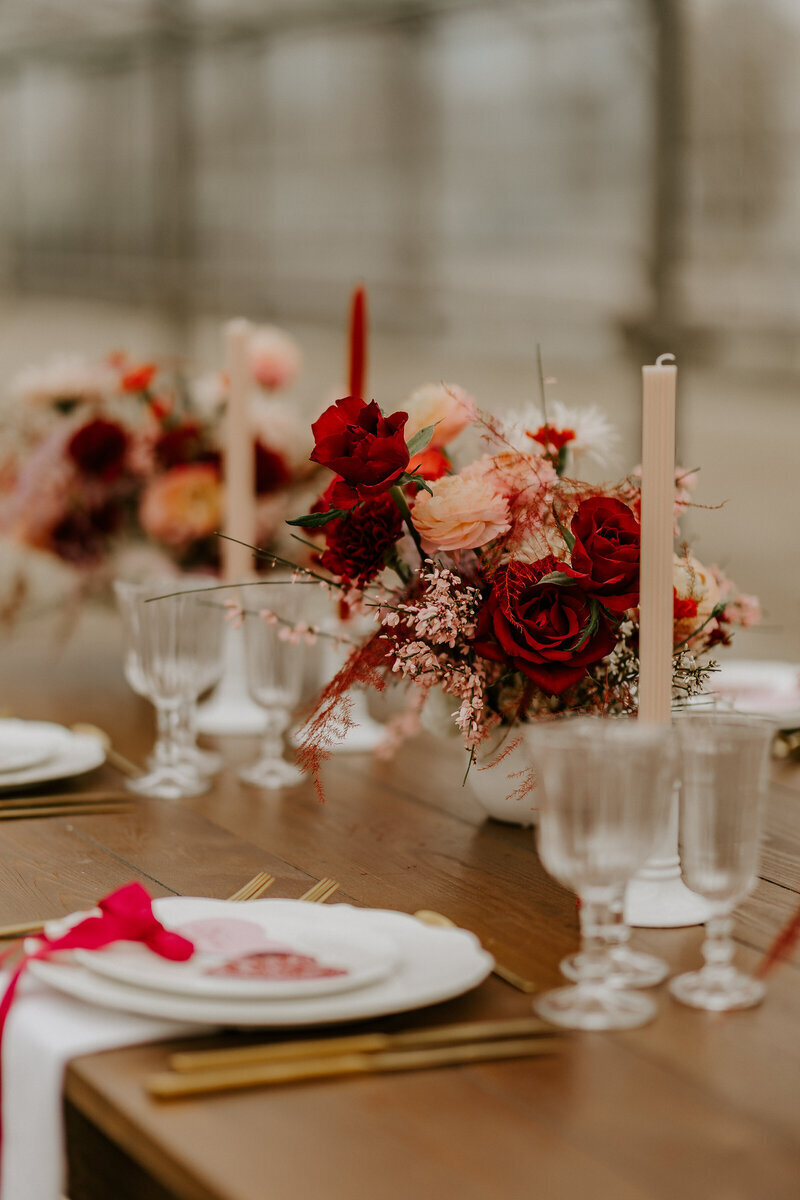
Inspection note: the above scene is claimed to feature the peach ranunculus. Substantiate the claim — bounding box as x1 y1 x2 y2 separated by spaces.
411 461 510 553
673 553 720 646
139 463 221 549
403 383 477 449
249 326 302 392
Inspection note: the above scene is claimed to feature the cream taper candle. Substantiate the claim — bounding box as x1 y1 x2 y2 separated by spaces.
222 318 256 582
638 354 677 725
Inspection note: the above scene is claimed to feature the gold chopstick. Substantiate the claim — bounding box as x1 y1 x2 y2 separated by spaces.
0 918 47 940
169 1016 556 1074
148 1035 561 1099
0 791 129 808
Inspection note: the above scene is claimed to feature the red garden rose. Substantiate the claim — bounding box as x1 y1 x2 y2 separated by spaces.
472 557 617 694
310 396 409 508
319 493 404 587
67 418 128 481
564 497 640 613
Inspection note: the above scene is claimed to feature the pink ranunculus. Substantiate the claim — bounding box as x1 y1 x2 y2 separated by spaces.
249 326 302 392
403 383 477 449
411 462 510 553
139 463 222 549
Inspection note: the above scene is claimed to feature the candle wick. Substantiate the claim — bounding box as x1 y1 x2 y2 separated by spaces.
655 352 676 366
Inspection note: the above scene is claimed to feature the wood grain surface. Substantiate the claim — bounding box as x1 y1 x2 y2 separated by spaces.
1 610 799 1200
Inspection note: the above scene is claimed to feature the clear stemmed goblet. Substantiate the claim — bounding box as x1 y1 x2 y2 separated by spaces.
239 586 307 790
117 582 224 799
669 713 772 1011
532 718 674 1030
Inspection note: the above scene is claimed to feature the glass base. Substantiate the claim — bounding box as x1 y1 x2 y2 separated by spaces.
534 983 657 1031
238 757 305 790
669 968 766 1011
125 765 210 801
561 946 669 989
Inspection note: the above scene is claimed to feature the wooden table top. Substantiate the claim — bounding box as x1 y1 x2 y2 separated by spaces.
2 612 799 1200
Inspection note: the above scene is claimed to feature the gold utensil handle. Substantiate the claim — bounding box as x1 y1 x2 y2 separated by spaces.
170 1016 556 1074
149 1036 561 1099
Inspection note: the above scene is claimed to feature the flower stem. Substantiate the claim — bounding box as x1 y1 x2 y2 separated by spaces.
390 485 426 562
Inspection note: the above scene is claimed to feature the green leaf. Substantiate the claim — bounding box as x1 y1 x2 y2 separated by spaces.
571 599 600 652
536 571 576 587
406 423 437 457
552 507 575 553
397 472 434 496
286 508 349 529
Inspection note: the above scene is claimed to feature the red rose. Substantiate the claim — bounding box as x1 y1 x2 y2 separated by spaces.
310 396 409 507
565 497 640 613
67 418 128 481
319 493 403 586
255 442 291 495
473 557 617 694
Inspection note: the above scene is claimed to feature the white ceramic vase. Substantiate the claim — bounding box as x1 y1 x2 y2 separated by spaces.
466 732 538 827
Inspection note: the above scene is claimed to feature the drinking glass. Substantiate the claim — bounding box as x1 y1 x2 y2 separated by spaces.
239 585 306 789
532 718 674 1030
116 581 224 799
669 714 772 1011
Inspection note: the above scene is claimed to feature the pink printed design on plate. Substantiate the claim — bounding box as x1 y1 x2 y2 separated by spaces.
176 917 289 957
206 952 348 981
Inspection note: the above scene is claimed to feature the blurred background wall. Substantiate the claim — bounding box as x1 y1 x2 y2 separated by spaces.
0 0 798 656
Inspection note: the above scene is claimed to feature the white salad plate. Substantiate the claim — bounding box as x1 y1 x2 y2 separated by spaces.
0 722 61 774
29 899 494 1028
704 660 800 728
72 898 399 1000
0 720 105 790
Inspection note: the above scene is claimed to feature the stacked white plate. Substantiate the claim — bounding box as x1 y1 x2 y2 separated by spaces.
704 660 800 728
0 719 106 790
29 898 494 1028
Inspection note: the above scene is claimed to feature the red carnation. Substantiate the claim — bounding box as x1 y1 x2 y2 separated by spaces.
473 557 617 695
319 494 404 586
67 418 128 481
121 364 157 393
564 497 640 613
310 396 409 508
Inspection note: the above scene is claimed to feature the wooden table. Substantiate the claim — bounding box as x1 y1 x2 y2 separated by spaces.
2 614 799 1200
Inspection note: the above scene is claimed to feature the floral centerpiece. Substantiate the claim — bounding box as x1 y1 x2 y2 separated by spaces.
271 378 758 800
0 328 314 594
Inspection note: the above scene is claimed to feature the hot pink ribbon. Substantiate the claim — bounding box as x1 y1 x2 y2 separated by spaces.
0 882 193 1149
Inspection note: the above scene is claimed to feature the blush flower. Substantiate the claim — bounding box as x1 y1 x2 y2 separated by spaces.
411 462 510 553
140 463 221 549
672 553 720 646
403 383 477 449
249 326 302 392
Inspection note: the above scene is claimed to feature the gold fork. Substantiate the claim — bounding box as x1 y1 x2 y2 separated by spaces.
227 872 275 902
299 877 340 903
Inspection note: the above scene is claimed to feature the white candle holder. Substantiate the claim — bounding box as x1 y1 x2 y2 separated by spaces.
195 622 268 736
625 785 713 928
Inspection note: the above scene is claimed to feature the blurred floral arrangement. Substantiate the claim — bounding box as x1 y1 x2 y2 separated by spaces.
0 326 315 606
262 374 760 797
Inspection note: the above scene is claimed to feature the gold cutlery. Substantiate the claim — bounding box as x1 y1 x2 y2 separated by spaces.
0 802 131 822
169 1016 556 1074
414 910 537 995
298 877 340 903
0 917 53 940
69 723 143 779
226 872 275 902
148 1034 561 1099
0 790 129 809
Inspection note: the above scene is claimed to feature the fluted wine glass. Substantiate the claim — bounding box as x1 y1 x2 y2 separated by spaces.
532 718 674 1030
239 584 307 789
670 713 772 1011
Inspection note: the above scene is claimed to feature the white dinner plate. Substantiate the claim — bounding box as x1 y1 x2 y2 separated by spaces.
0 722 61 774
29 900 494 1028
0 720 105 790
704 660 800 728
73 899 399 1000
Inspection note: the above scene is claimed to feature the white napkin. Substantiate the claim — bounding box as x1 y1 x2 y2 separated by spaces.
0 971 199 1200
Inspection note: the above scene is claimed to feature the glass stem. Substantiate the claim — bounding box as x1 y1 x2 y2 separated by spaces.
606 884 631 955
260 710 288 762
700 913 736 983
153 702 181 770
577 897 616 989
